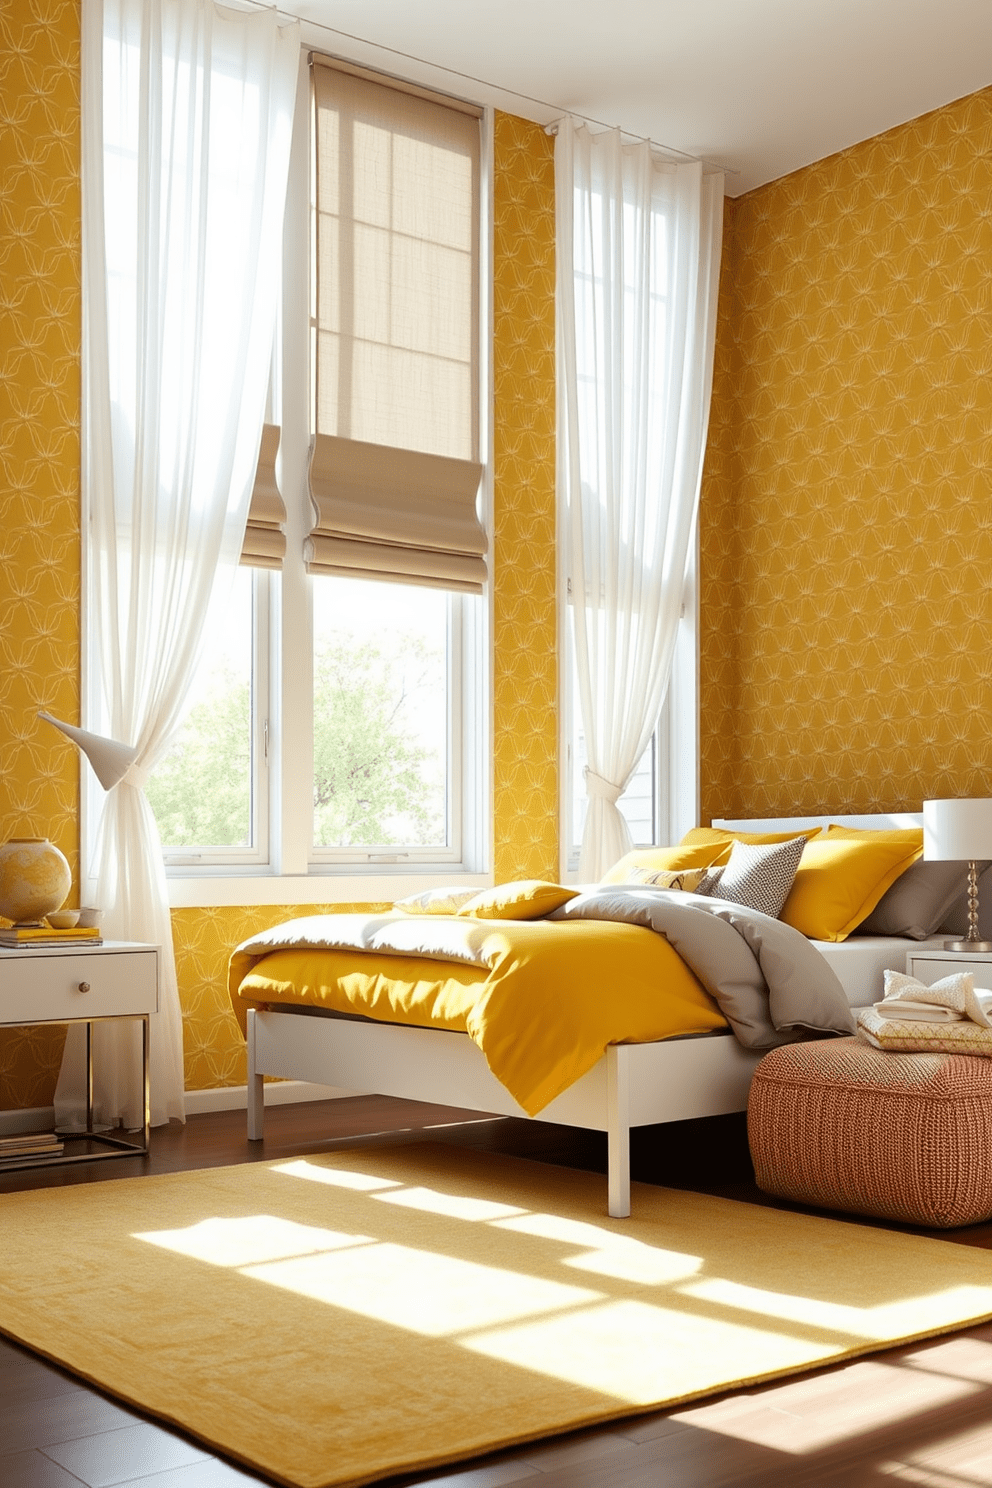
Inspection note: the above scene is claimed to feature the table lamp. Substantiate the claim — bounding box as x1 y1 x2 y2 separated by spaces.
923 798 992 952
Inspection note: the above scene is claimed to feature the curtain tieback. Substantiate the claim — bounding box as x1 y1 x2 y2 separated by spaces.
584 768 623 805
120 760 150 790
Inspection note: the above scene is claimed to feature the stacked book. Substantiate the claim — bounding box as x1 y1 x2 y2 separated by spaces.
0 926 103 949
0 1131 64 1164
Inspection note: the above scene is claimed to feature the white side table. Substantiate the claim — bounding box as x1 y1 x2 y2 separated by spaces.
0 939 159 1170
906 947 992 989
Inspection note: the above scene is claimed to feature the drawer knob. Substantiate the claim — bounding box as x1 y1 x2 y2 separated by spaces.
77 981 90 994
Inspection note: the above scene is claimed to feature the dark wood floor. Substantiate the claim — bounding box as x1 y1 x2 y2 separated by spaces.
3 1096 992 1488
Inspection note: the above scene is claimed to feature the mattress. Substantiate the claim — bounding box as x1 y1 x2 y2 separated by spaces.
812 935 944 1008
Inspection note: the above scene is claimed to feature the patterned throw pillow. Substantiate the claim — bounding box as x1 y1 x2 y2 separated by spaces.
624 867 708 892
706 836 808 919
695 865 726 897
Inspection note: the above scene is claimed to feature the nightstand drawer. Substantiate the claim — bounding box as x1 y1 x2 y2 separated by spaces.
907 950 992 990
0 946 159 1024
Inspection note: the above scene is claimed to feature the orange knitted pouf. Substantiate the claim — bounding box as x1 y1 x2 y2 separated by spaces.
748 1036 992 1228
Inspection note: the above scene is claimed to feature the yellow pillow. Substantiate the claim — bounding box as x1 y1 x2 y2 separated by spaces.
600 843 725 884
456 880 579 920
779 833 925 941
823 824 924 845
681 825 823 854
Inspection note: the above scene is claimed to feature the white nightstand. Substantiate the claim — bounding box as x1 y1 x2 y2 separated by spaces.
906 947 992 990
0 939 159 1170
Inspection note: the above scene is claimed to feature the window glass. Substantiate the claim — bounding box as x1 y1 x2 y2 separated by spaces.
147 566 254 850
312 61 480 460
312 576 448 850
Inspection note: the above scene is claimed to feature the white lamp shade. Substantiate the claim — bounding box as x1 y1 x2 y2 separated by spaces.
923 798 992 862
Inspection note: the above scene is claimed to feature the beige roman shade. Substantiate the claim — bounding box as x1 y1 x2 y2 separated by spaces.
306 433 485 592
241 423 286 570
309 57 486 591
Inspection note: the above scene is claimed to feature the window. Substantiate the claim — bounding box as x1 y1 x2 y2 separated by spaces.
147 52 489 886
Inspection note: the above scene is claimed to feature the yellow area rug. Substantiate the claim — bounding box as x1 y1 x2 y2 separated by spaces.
3 1146 992 1488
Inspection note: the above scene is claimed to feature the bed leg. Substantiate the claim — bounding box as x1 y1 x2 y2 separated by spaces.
247 1009 265 1142
607 1044 631 1218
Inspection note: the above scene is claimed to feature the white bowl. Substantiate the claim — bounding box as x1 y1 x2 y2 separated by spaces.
47 910 80 929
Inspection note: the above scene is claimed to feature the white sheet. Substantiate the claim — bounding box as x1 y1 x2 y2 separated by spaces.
810 937 943 1008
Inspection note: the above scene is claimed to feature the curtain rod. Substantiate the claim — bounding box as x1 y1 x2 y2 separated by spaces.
543 120 728 174
234 0 735 177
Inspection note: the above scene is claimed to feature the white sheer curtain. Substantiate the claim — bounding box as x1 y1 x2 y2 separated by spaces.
555 119 724 880
60 0 299 1128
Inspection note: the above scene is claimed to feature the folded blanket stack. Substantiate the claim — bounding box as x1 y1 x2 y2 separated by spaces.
857 969 992 1054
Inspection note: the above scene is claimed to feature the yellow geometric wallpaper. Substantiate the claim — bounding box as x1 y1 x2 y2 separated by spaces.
0 0 81 1108
491 113 558 886
700 88 992 822
0 6 560 1108
172 902 385 1093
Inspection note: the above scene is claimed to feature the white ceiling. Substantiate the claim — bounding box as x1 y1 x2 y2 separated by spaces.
285 0 992 195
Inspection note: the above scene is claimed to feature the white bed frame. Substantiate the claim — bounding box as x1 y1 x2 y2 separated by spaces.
246 813 915 1217
246 1012 758 1218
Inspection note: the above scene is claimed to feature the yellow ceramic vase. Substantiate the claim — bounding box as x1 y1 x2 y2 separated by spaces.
0 838 72 926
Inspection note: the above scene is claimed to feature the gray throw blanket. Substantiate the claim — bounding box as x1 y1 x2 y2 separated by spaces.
550 886 855 1048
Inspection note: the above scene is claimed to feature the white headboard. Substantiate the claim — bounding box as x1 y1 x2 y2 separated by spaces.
713 813 923 832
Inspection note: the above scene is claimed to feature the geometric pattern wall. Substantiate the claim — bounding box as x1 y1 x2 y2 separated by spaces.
172 902 387 1094
491 113 559 884
0 0 82 1108
700 87 992 823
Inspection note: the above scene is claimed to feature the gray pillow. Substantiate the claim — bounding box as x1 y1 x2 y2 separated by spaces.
856 859 987 940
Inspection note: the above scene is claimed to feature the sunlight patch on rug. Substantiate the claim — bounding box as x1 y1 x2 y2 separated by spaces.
684 1276 992 1342
492 1209 705 1284
137 1215 377 1268
243 1241 600 1338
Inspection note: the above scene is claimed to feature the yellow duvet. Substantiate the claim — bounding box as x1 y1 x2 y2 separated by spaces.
229 916 727 1116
